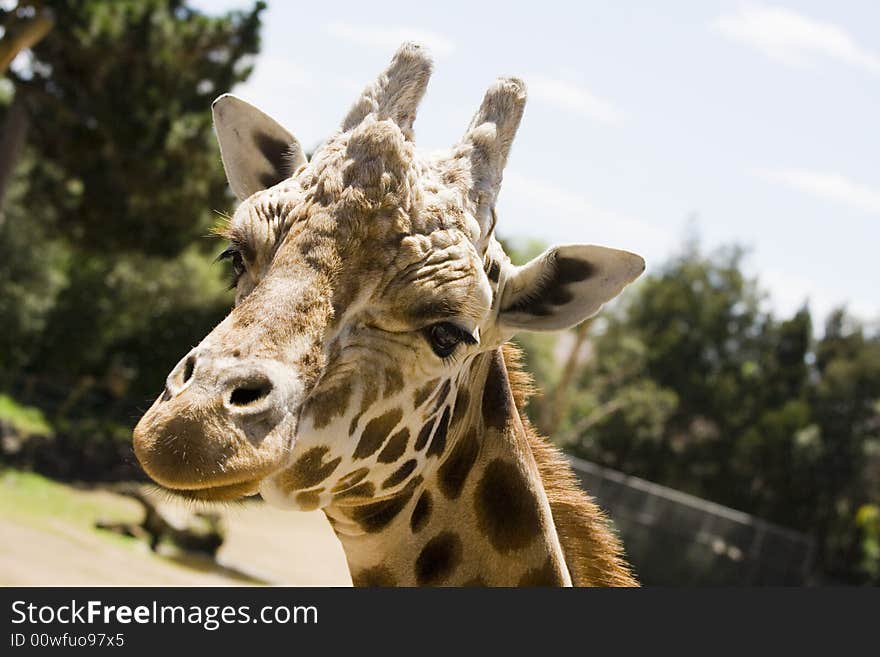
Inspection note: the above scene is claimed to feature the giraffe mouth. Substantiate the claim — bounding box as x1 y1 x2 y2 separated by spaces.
160 478 263 502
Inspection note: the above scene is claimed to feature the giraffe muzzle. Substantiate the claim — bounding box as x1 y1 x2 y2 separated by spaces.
132 349 302 500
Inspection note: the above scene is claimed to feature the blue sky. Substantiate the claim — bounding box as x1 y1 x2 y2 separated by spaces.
196 1 878 324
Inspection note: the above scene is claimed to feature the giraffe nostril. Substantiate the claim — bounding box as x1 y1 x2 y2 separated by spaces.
183 356 195 384
229 381 273 407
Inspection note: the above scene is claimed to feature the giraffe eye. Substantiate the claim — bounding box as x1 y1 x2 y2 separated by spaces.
216 246 246 288
231 252 246 278
424 322 476 359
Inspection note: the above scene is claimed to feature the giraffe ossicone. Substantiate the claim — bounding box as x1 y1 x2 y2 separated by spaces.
133 42 644 586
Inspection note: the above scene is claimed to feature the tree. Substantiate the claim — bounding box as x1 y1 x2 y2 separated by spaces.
540 240 880 584
1 0 265 254
573 244 773 492
810 310 880 582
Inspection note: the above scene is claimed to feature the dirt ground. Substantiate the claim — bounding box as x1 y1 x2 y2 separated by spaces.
0 471 351 586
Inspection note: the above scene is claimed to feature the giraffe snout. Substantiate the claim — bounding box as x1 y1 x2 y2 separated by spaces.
133 350 301 501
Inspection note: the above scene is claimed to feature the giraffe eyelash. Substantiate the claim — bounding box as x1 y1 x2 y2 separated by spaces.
423 322 476 360
216 244 246 289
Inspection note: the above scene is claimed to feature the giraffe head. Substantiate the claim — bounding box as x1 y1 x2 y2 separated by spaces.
132 43 644 507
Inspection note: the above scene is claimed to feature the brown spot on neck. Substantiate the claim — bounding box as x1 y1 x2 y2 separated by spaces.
333 481 376 502
348 386 379 435
331 467 369 493
518 557 565 586
437 428 480 500
352 565 397 587
354 407 403 459
410 490 432 533
481 351 515 430
279 446 342 492
381 459 417 489
377 428 409 463
413 378 440 408
426 406 450 458
344 476 422 532
306 380 354 429
414 417 436 451
474 458 542 553
450 387 470 426
431 379 451 412
415 531 462 585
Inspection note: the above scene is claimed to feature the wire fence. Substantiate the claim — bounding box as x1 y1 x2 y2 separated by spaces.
569 456 816 585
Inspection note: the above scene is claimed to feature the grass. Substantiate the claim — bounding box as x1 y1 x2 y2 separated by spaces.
0 393 53 436
0 469 140 547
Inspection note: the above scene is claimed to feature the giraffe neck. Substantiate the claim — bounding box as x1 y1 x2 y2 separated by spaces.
324 348 572 586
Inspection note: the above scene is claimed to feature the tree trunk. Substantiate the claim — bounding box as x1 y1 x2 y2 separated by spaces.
543 318 594 435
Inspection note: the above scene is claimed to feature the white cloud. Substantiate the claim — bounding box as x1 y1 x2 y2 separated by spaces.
754 168 880 215
713 4 880 73
527 76 622 124
325 22 455 58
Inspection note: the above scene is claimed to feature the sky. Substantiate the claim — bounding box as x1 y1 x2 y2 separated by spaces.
195 0 879 324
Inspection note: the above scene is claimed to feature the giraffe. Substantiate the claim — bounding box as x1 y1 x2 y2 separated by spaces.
133 43 644 586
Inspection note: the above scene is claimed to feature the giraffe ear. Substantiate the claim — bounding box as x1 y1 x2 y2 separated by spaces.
498 244 645 332
212 94 306 201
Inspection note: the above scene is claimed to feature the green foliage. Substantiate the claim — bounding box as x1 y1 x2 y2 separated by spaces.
0 0 261 383
25 245 231 400
529 240 880 584
0 156 69 383
8 0 265 255
0 394 52 436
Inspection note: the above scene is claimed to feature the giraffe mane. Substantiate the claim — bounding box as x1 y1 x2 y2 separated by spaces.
501 342 639 586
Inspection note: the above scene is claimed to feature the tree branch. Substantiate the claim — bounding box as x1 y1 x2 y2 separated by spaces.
0 8 53 75
556 397 626 447
543 318 594 434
